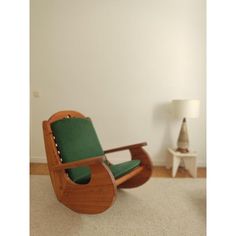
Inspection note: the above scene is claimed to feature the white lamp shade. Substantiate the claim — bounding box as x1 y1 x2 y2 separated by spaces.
172 99 200 118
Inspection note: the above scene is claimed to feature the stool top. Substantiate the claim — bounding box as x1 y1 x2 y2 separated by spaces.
168 148 197 157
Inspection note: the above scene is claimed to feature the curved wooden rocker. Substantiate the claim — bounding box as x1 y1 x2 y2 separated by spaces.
42 110 152 214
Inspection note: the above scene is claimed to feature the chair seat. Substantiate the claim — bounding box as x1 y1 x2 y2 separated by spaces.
74 160 141 184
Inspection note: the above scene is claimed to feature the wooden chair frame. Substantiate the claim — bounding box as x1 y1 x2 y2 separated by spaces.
42 110 153 214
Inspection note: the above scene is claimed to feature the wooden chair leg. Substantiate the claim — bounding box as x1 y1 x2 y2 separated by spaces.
56 163 117 214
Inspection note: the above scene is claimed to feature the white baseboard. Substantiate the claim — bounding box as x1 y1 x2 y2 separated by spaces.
30 156 206 167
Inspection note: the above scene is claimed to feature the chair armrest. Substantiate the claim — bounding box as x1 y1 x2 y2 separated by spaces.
52 156 105 171
104 142 147 154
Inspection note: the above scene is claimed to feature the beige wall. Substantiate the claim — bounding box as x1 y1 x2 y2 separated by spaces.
30 0 206 165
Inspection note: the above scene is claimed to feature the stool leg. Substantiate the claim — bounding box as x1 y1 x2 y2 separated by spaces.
166 152 172 169
184 157 197 178
172 156 181 177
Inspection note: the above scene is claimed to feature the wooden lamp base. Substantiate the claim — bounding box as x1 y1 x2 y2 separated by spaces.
176 118 189 153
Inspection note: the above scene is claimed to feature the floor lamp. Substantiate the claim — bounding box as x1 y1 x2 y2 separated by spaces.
172 99 200 153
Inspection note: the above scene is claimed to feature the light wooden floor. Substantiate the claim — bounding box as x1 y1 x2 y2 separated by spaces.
30 163 206 178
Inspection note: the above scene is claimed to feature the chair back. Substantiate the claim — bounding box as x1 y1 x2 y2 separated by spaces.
51 117 104 182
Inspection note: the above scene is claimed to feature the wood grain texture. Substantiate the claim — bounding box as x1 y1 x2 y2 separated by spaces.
59 162 117 214
42 110 153 214
42 111 116 214
47 110 86 123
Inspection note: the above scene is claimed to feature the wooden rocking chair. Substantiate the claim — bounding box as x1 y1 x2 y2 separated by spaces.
42 110 153 214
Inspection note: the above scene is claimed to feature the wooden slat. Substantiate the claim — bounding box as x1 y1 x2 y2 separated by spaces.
52 156 104 171
115 166 144 186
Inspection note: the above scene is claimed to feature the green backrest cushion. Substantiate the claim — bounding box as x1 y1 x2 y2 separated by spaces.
51 117 104 183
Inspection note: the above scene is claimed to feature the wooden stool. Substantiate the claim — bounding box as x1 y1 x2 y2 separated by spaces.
166 148 197 178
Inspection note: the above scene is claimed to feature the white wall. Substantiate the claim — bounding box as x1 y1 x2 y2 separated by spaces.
30 0 206 166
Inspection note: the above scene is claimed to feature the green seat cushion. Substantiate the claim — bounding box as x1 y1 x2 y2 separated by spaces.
109 160 141 179
51 117 104 182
